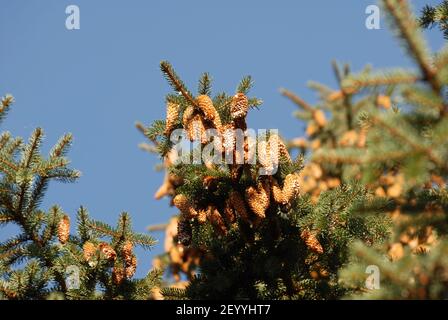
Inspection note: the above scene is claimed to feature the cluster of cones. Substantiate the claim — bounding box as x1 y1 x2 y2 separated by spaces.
160 92 303 242
82 240 137 285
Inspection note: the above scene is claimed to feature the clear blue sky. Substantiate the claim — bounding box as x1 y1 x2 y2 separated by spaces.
0 0 444 278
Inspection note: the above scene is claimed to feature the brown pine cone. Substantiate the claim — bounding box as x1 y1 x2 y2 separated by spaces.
99 242 117 261
57 215 70 245
301 230 323 254
230 93 249 119
83 241 97 262
164 101 179 136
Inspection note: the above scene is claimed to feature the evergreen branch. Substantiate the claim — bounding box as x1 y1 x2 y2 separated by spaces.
160 61 198 108
369 113 445 168
198 72 212 96
237 76 254 94
280 88 314 112
342 69 418 92
382 0 441 95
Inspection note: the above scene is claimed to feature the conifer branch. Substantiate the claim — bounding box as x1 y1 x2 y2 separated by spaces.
160 61 198 108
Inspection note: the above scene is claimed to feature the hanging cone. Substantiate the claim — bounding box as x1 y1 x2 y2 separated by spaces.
173 194 198 218
301 230 324 254
99 242 117 261
182 106 195 127
245 180 270 219
177 216 192 246
122 240 134 264
125 255 137 279
230 93 249 119
164 101 179 136
186 114 207 143
207 206 227 235
229 191 250 222
57 215 70 245
283 173 300 203
221 123 236 153
83 241 97 262
196 95 222 129
112 264 125 285
271 178 286 205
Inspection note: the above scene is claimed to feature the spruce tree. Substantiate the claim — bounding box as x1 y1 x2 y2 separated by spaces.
281 0 448 299
0 94 160 300
142 62 390 299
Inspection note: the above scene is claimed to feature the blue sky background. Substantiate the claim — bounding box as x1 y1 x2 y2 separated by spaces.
0 0 445 278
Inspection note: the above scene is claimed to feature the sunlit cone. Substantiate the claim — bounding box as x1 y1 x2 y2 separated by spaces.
245 180 270 219
283 173 300 203
197 94 221 129
164 101 179 136
122 240 134 264
112 265 125 285
301 230 323 254
173 194 197 218
182 106 195 127
83 241 97 262
125 255 137 279
57 215 70 245
221 123 236 153
230 93 249 119
271 178 286 205
99 242 117 261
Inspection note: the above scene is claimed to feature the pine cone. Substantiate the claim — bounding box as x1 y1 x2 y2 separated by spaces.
271 178 286 204
99 242 117 261
245 180 270 219
207 206 227 235
122 240 133 264
173 194 197 218
229 190 250 221
221 123 236 153
112 265 125 285
83 241 97 262
301 230 323 254
57 215 70 244
182 106 195 127
177 217 192 246
164 101 179 136
125 255 137 279
196 95 222 129
230 93 249 119
283 173 300 203
186 114 207 143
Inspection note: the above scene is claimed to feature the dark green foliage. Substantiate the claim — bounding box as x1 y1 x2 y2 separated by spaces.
0 95 160 300
419 0 448 39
